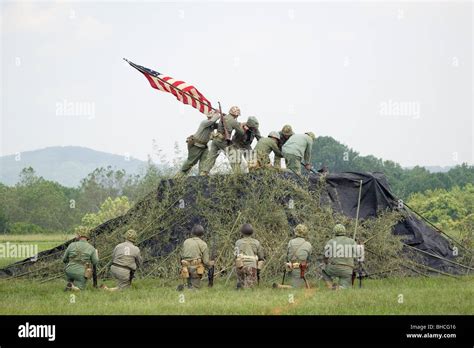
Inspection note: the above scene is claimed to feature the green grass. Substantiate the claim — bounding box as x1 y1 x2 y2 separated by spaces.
0 234 73 268
0 276 472 315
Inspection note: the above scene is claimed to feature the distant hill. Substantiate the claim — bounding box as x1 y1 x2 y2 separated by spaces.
0 146 147 187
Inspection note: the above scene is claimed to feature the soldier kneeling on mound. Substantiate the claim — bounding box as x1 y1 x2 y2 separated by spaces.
235 224 265 289
322 224 357 290
62 227 99 291
273 224 312 289
178 224 214 290
101 229 142 292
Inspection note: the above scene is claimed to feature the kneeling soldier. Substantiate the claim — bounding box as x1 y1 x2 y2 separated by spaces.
102 229 142 291
179 224 214 289
235 224 265 289
322 224 357 289
286 224 312 288
62 227 99 291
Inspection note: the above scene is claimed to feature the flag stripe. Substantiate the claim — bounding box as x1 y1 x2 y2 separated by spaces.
126 59 213 115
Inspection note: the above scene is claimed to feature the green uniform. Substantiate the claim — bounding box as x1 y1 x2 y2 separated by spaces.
282 134 314 174
201 114 244 173
254 137 282 168
62 240 98 290
181 237 210 289
235 237 264 288
274 131 292 169
287 237 312 288
228 128 262 172
180 113 220 175
110 241 142 289
322 236 357 289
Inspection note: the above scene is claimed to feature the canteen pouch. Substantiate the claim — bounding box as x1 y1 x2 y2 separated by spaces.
180 260 190 279
196 263 205 276
257 260 265 270
235 256 244 269
84 263 93 279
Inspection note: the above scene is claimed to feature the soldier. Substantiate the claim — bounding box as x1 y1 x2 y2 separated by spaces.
250 131 282 169
274 125 294 169
281 132 316 175
322 224 357 290
62 227 99 291
102 229 142 291
179 110 220 176
286 224 313 288
234 224 265 289
228 116 261 172
200 106 245 175
179 224 214 289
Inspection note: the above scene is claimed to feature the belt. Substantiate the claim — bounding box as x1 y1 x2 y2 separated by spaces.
112 263 134 271
184 258 202 266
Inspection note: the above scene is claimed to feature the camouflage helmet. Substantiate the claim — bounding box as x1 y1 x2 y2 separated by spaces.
229 106 241 117
268 131 280 140
294 224 309 238
281 125 294 136
333 224 346 236
305 132 316 140
247 116 259 128
125 229 138 243
75 226 91 239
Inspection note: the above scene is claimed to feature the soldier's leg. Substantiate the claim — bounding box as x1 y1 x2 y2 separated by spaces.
336 268 353 289
322 265 336 289
289 270 305 288
188 266 201 289
180 144 205 174
67 271 87 290
226 145 242 173
274 154 283 169
236 267 245 289
243 267 257 288
201 140 224 174
284 154 302 175
111 265 131 290
197 147 210 175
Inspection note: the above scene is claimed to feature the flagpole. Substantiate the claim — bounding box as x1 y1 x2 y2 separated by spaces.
124 58 218 114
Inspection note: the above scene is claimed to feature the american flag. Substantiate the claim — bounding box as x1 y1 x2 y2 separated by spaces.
124 58 213 115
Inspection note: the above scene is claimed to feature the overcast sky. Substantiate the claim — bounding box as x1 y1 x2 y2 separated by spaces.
1 1 472 167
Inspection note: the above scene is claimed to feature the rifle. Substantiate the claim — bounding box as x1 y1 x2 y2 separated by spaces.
301 161 328 175
208 230 217 287
218 102 231 144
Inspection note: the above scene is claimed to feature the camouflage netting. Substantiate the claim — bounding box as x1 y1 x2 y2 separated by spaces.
0 171 470 284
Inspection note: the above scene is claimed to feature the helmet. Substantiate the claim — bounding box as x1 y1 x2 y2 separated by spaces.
294 224 308 238
241 223 254 236
191 224 205 237
75 226 91 239
246 116 259 128
125 229 138 243
305 132 316 140
229 106 241 117
268 131 280 140
281 125 294 136
333 224 346 236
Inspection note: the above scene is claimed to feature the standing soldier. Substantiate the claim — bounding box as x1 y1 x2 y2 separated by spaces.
322 224 357 290
201 106 245 175
179 224 214 289
234 224 265 289
250 131 282 169
62 227 99 291
102 229 142 291
286 224 313 288
274 125 294 169
228 116 261 172
282 132 316 175
178 110 220 176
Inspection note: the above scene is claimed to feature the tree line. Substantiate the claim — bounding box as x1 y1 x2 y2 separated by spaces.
0 137 472 235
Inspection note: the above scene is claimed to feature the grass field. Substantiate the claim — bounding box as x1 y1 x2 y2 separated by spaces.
0 276 472 315
1 234 473 315
0 234 74 268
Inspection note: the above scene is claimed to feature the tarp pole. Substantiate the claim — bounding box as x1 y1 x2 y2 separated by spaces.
353 180 363 240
